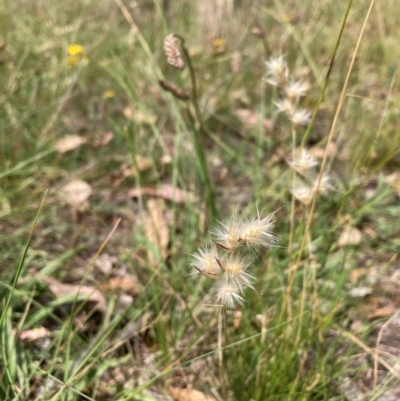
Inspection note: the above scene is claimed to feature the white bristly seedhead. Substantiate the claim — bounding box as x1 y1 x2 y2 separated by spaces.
218 254 254 291
192 208 279 309
288 149 318 176
215 280 245 309
274 98 295 116
290 108 311 128
291 185 314 205
265 55 289 88
313 172 334 195
285 80 310 102
210 213 277 252
191 245 221 279
238 214 277 250
209 215 242 252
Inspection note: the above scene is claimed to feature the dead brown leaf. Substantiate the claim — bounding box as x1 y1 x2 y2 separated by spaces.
14 327 50 342
337 225 362 247
123 106 133 120
385 172 400 198
94 253 117 274
144 198 170 265
168 386 216 401
128 184 195 204
59 179 92 211
55 135 86 153
363 227 378 240
92 131 113 147
135 156 153 171
112 158 153 187
235 108 271 131
368 304 397 320
100 276 139 297
123 107 157 125
155 184 195 203
350 268 368 284
40 275 107 313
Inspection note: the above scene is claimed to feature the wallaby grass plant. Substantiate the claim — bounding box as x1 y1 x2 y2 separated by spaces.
1 0 400 400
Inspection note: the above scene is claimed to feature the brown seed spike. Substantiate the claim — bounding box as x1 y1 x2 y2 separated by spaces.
163 34 185 70
158 79 190 101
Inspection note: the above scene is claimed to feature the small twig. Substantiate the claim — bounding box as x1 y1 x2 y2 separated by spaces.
373 310 400 388
173 34 217 220
336 326 400 379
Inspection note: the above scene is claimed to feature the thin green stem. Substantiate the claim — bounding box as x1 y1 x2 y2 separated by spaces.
279 0 354 325
256 79 267 189
288 125 297 256
300 0 353 148
0 191 47 328
175 34 217 221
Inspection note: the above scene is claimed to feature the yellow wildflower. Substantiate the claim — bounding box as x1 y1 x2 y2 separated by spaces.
67 44 88 67
103 90 115 99
212 37 226 55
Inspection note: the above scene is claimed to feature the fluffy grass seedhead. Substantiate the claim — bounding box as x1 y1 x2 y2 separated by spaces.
215 280 245 309
275 100 311 128
192 209 278 309
210 213 277 252
288 149 318 176
290 108 311 128
209 215 242 252
291 185 314 205
291 171 334 205
265 55 289 87
285 80 310 103
191 245 221 279
163 34 185 70
218 254 254 291
313 172 334 195
266 55 312 131
238 215 277 250
274 98 296 116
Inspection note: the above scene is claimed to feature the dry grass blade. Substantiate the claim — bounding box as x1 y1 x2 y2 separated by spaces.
337 327 400 379
374 310 400 388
